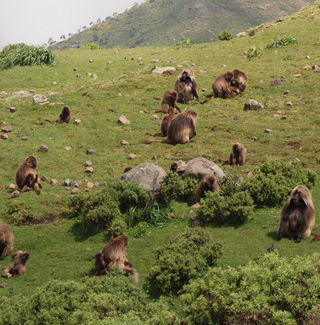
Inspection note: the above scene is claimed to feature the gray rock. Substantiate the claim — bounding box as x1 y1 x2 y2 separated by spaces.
12 91 32 97
33 94 48 104
9 190 20 199
177 157 225 180
1 126 12 133
72 181 80 188
271 78 283 87
38 144 48 152
63 178 72 186
118 115 130 125
151 66 176 75
118 163 167 194
85 167 94 173
86 149 96 155
284 90 291 95
41 175 50 183
244 99 263 111
85 161 92 167
0 91 7 96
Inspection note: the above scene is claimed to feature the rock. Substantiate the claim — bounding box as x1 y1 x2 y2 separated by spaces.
33 94 48 104
127 154 136 160
41 175 50 183
71 188 80 195
51 179 58 185
89 59 93 63
1 126 12 132
73 67 78 71
1 134 8 140
121 140 129 145
63 178 72 186
293 73 301 78
138 57 143 65
191 202 200 208
151 66 176 75
85 161 92 167
178 157 225 180
313 65 319 71
107 61 112 64
8 184 15 190
305 55 310 59
244 99 263 111
0 91 7 96
86 182 94 189
302 65 311 70
76 74 81 78
114 51 119 54
38 144 48 152
86 72 93 77
94 182 100 187
281 116 287 120
21 137 28 141
74 119 82 125
271 78 283 87
84 188 91 192
286 102 293 107
86 149 96 155
92 74 98 80
273 114 280 118
9 107 16 113
85 167 94 173
64 146 73 151
9 190 20 199
72 181 80 188
0 283 8 287
284 90 291 94
234 115 240 120
151 59 159 63
118 163 167 194
265 129 272 133
150 115 159 120
118 115 130 125
12 91 32 97
46 91 55 96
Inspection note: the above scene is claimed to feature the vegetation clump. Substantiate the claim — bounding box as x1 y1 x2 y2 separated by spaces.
146 228 223 296
181 251 320 324
82 42 102 49
0 43 55 70
218 29 233 41
175 38 194 47
266 35 298 48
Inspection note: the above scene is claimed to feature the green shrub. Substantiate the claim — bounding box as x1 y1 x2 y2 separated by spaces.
247 47 262 58
160 172 198 203
175 38 194 47
181 251 320 324
218 29 233 41
266 35 298 48
0 43 55 70
82 42 102 49
197 191 254 225
240 159 317 207
146 228 223 296
3 201 34 225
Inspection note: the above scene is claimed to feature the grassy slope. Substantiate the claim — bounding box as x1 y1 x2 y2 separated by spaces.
53 0 314 49
0 2 320 297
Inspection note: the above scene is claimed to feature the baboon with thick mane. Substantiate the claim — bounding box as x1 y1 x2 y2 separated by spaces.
9 250 30 277
44 105 71 124
229 143 247 166
174 69 199 104
15 155 42 194
143 109 198 145
161 107 176 137
278 185 315 243
159 90 181 113
0 225 14 260
231 69 248 92
101 235 139 284
195 174 219 202
212 71 241 99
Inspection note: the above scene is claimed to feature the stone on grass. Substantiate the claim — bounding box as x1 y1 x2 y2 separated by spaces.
71 188 80 195
244 99 263 111
265 129 272 133
38 144 48 152
86 182 94 189
9 190 20 199
118 115 130 124
86 149 96 155
85 167 94 173
33 94 48 104
21 137 28 141
85 161 92 167
51 179 58 185
127 154 136 160
1 126 12 133
9 107 16 113
151 66 176 75
74 119 82 125
12 91 32 97
1 134 8 140
8 184 15 190
63 178 72 186
121 140 129 145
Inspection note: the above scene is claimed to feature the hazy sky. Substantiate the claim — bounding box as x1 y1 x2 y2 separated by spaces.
0 0 145 50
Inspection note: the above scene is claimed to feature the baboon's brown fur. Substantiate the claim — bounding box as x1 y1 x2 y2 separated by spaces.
195 174 219 202
278 185 315 243
15 155 42 195
212 71 241 99
9 250 30 277
44 105 71 123
0 225 14 260
174 69 199 104
231 69 248 92
161 107 176 137
159 90 181 113
94 251 107 276
229 143 247 166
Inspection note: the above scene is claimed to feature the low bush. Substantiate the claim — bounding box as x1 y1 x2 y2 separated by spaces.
146 228 223 296
0 43 55 70
247 47 262 58
82 42 102 49
181 251 320 324
218 29 233 41
175 38 194 47
266 35 298 48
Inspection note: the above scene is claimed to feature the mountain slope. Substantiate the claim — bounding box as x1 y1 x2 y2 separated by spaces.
52 0 314 50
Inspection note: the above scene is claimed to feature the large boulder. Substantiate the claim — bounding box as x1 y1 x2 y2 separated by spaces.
173 157 225 180
118 163 166 194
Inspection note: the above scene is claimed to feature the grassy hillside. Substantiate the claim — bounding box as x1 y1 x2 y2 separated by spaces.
0 0 320 315
52 0 314 49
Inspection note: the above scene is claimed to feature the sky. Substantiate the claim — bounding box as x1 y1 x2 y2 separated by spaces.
0 0 145 50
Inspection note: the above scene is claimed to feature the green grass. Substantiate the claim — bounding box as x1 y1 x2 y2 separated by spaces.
1 1 320 301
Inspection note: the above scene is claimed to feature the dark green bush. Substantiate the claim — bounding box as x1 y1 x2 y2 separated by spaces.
181 251 320 324
197 191 254 225
160 172 198 203
266 35 298 48
0 43 55 70
218 29 233 41
3 201 34 225
240 159 317 207
146 228 223 296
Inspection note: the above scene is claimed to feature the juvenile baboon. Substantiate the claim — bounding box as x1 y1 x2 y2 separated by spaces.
143 109 198 145
94 251 107 276
231 69 248 92
170 160 186 174
161 107 176 137
44 105 71 124
101 235 139 285
15 155 42 195
229 143 247 166
174 69 199 104
278 185 315 243
195 174 219 202
212 71 241 99
0 225 14 260
9 250 30 277
159 90 181 113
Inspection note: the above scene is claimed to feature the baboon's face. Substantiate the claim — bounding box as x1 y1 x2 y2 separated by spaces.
292 191 304 206
26 155 37 168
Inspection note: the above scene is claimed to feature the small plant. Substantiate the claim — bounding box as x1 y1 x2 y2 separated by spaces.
283 53 294 60
266 35 298 48
175 38 194 47
247 47 262 58
218 29 233 41
146 228 223 296
4 201 34 225
82 42 102 49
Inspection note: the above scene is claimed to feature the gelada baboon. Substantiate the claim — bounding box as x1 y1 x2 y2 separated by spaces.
101 235 139 284
9 250 30 277
278 185 315 243
0 225 14 260
229 143 247 166
94 251 107 276
161 107 176 137
174 69 199 104
170 160 186 174
231 69 248 92
159 90 181 113
143 109 198 145
195 174 219 202
15 155 42 195
44 105 71 124
212 71 241 99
